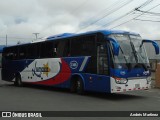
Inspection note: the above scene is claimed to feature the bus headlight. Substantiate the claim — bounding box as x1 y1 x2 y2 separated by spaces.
146 77 151 84
114 77 128 84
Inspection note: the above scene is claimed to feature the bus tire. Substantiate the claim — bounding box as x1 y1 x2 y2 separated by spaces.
14 75 23 87
76 77 84 95
70 79 77 93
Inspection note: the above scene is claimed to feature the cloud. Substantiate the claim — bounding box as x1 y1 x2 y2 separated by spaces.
0 0 160 45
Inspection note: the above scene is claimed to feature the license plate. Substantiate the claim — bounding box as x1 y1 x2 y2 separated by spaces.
135 84 140 88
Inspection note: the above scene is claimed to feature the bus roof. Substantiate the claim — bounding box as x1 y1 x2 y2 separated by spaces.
46 29 140 41
4 29 140 48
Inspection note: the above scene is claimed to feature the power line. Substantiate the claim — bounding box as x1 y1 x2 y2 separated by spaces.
100 10 134 28
80 0 121 24
76 0 154 32
132 12 160 17
135 14 160 20
135 9 160 16
110 2 160 29
134 18 160 22
76 0 133 32
99 0 153 28
130 11 160 21
135 0 153 9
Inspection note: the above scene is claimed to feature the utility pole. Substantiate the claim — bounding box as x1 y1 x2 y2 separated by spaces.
33 33 39 40
6 34 7 46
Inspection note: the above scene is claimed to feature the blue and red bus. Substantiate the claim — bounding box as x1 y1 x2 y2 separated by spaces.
1 30 159 94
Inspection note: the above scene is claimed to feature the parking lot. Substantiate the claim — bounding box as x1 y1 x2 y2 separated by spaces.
0 79 160 111
1 79 160 120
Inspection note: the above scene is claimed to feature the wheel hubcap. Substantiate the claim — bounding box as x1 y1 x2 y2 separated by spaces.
77 81 81 89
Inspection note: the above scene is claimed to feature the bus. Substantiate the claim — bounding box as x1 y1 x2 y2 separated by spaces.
1 30 159 94
0 45 5 68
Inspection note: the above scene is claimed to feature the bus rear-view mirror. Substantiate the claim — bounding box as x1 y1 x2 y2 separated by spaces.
142 39 159 55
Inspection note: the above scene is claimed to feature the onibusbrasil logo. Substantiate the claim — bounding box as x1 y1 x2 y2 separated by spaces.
1 112 42 118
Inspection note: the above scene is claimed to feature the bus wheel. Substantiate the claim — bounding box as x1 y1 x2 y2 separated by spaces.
70 80 76 93
76 78 84 95
14 75 23 87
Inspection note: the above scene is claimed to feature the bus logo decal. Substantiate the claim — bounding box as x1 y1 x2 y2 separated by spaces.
42 63 51 77
143 71 149 75
70 61 78 69
120 71 126 75
32 62 51 77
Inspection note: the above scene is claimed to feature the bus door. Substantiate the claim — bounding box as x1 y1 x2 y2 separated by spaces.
97 44 109 75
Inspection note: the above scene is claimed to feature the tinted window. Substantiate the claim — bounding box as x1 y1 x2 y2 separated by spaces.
71 35 96 56
27 44 39 59
57 40 70 57
3 47 18 60
19 45 27 59
40 41 55 58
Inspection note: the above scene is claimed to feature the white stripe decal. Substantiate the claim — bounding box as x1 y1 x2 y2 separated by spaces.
79 57 89 72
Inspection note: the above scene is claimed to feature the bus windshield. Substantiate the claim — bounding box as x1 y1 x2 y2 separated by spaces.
109 34 149 68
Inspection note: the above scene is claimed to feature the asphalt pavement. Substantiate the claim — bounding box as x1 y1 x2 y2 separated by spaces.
0 79 160 120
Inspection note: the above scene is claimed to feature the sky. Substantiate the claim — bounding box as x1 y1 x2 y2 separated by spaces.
0 0 160 45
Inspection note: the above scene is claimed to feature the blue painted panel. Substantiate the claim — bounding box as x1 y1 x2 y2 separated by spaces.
110 68 151 78
2 59 33 81
52 73 111 93
63 56 90 73
82 74 111 93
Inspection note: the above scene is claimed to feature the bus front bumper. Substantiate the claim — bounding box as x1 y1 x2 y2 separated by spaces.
110 77 151 93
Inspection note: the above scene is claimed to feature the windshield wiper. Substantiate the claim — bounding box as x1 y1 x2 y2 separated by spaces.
130 40 146 64
119 47 128 63
130 41 138 63
134 63 150 71
119 46 132 70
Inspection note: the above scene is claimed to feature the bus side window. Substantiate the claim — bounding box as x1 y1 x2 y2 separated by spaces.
97 43 109 75
27 44 38 59
6 53 14 60
45 41 54 58
63 40 70 57
70 36 96 56
57 41 64 57
3 49 10 60
82 39 95 56
70 38 81 56
39 43 45 58
57 40 69 57
19 45 27 59
39 41 55 58
4 47 18 60
13 48 18 60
